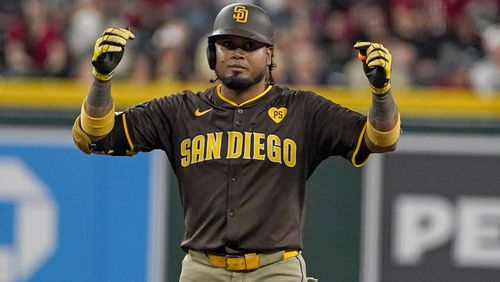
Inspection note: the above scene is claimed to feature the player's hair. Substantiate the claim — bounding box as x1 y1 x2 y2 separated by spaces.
267 55 276 85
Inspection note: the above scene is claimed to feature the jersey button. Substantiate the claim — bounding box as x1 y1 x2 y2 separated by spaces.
235 121 242 126
237 109 243 114
229 210 235 217
231 177 237 182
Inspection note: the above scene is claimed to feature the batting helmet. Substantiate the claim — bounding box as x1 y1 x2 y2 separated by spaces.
207 3 274 70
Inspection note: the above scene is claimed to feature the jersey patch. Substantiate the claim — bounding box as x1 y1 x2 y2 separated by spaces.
268 107 287 124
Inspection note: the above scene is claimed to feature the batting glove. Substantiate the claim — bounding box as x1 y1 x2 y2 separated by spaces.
92 28 135 81
354 41 392 95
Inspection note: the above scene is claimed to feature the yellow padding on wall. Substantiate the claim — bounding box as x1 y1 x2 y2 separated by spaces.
367 112 401 147
1 80 500 119
80 102 115 137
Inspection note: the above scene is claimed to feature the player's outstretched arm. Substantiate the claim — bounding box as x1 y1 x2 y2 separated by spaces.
72 28 135 153
354 41 400 153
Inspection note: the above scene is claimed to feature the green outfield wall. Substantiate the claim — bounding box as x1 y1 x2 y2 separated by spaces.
1 79 499 282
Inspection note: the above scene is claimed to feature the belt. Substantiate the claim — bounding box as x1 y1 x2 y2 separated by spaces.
188 249 300 271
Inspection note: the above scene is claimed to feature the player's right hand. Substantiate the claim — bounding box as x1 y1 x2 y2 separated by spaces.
354 41 392 95
92 28 135 81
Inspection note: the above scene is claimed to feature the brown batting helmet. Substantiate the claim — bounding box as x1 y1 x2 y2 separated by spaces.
207 3 274 70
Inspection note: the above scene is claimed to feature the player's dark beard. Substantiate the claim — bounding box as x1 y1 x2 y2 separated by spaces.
218 70 266 90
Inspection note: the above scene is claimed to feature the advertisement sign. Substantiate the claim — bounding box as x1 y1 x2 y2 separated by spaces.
362 134 500 282
0 127 166 282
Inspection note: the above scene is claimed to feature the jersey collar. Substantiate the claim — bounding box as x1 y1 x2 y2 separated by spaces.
216 84 273 108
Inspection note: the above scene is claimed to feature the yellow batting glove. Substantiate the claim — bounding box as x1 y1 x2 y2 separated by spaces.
92 28 135 81
354 41 392 94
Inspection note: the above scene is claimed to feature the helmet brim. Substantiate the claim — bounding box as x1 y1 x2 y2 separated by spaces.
209 28 273 46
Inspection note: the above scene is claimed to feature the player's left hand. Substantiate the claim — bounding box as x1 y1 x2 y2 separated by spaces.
354 41 392 95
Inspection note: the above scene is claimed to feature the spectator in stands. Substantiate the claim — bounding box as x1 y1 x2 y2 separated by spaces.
126 0 180 81
286 19 322 85
470 24 500 96
152 17 190 80
67 0 106 81
0 0 20 74
319 9 354 85
4 0 68 77
176 0 218 80
0 0 497 90
390 0 447 86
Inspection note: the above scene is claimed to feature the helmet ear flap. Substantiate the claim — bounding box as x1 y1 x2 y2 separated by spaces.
207 39 216 70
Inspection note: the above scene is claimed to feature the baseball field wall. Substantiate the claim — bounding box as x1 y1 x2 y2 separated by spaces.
1 79 499 282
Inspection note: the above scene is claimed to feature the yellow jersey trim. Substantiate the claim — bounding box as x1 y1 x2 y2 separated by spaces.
122 113 135 152
351 122 370 168
216 84 273 107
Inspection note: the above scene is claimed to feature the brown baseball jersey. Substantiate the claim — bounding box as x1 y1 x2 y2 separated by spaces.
90 84 370 254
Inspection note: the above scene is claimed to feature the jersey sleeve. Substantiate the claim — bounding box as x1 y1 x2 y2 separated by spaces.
92 94 179 156
304 91 370 168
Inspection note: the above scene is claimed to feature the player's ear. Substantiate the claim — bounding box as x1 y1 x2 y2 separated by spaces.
266 46 274 66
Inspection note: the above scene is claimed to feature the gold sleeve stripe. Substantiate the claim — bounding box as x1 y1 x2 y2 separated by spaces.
366 112 401 147
80 101 115 137
122 113 135 152
351 122 370 168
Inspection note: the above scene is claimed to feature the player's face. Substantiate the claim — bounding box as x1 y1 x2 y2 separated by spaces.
214 35 273 90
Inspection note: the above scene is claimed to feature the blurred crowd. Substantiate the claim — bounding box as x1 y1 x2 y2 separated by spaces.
0 0 498 95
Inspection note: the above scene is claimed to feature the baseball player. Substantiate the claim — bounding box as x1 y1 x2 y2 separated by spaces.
72 3 400 282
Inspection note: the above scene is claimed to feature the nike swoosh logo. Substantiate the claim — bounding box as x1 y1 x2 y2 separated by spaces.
195 108 213 117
